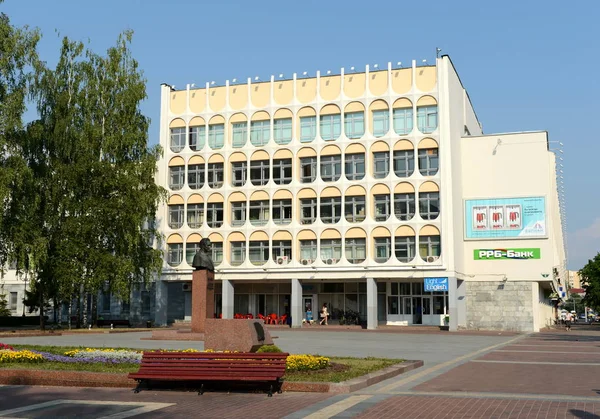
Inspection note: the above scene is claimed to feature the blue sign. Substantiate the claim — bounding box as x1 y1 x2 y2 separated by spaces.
424 277 449 292
465 196 546 239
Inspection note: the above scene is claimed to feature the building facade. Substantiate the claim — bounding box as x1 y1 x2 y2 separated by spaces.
2 55 564 332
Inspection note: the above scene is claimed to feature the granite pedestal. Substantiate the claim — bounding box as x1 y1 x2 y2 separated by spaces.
191 269 214 334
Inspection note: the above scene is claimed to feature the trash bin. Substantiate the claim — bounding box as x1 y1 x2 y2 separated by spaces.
146 320 152 328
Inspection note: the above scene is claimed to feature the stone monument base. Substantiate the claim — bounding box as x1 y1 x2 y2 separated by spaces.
204 319 273 352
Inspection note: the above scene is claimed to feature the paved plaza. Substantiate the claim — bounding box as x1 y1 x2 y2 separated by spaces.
1 326 600 418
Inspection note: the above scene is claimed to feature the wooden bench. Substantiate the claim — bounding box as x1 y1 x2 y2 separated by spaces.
128 351 289 396
96 319 131 328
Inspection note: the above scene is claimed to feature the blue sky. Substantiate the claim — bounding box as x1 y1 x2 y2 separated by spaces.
3 0 598 270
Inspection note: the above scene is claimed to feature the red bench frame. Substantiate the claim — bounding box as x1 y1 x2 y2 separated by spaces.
128 351 289 396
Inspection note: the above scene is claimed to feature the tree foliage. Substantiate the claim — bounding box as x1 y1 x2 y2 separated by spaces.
0 292 10 317
0 7 165 328
581 253 600 311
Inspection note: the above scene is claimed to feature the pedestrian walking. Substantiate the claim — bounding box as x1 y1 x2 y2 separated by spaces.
565 312 572 331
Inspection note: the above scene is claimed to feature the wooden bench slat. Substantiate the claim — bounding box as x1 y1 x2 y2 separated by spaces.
141 353 288 359
139 362 286 367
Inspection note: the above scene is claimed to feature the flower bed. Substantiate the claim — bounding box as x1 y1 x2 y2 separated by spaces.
0 344 330 372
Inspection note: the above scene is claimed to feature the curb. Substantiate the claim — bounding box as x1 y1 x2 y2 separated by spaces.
282 360 423 393
0 360 423 393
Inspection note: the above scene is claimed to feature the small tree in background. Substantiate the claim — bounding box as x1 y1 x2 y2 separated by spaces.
0 292 10 317
581 253 600 312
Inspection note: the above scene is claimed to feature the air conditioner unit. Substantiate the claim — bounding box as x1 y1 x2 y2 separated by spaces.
276 256 289 265
182 283 192 292
426 256 439 263
325 258 337 265
301 259 312 266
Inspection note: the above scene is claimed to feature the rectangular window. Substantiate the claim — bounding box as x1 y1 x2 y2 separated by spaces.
419 235 441 259
395 236 416 262
271 240 292 261
320 197 341 224
273 158 292 185
419 192 440 220
300 157 317 183
249 200 269 226
186 241 201 265
417 105 438 133
345 238 366 264
299 240 317 262
372 110 389 137
272 199 292 225
208 124 224 149
168 204 184 229
231 201 246 226
300 198 317 224
418 148 439 176
300 116 316 142
375 237 391 263
207 203 223 228
169 166 184 190
320 155 341 182
273 118 292 145
320 239 342 261
9 292 17 311
374 194 390 221
345 195 366 222
207 163 223 188
393 150 415 177
212 242 223 265
170 127 186 152
231 162 247 187
187 164 205 189
231 122 247 148
250 120 270 146
250 160 269 186
388 296 399 315
320 114 341 141
231 242 246 266
249 241 270 265
167 243 183 266
187 203 204 228
344 153 365 180
189 126 205 151
141 291 151 314
373 152 389 179
393 108 413 135
394 193 416 221
344 111 365 139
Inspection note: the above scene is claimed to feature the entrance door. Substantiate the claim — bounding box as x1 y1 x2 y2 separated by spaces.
412 297 422 324
303 296 314 323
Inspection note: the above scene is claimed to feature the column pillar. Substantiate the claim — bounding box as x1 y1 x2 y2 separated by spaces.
448 277 459 331
154 279 168 326
366 278 378 330
291 279 303 328
222 279 234 319
457 279 466 328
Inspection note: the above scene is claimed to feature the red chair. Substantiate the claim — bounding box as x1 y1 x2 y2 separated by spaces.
279 314 288 325
246 314 254 319
268 313 278 325
258 314 265 321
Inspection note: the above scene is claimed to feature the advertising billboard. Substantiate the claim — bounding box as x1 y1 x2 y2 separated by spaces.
465 196 546 239
474 248 541 260
424 277 449 292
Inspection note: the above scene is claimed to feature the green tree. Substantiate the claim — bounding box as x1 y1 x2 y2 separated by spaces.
0 1 41 270
0 292 10 317
3 28 165 328
581 253 600 312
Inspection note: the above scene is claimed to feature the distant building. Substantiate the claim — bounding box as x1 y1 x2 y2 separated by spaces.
568 270 581 289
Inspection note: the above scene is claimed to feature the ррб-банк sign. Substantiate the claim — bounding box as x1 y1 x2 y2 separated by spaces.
474 248 541 260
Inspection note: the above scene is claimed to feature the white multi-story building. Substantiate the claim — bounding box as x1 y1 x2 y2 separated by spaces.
2 55 566 332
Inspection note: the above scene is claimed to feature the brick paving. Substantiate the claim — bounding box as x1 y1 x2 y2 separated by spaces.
3 328 600 418
0 385 331 418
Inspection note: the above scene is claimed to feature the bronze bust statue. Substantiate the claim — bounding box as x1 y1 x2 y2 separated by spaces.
192 238 214 272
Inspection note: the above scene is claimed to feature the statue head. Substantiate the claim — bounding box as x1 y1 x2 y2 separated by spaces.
192 238 214 272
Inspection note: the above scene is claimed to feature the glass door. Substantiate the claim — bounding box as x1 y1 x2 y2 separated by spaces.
412 297 422 324
304 296 314 323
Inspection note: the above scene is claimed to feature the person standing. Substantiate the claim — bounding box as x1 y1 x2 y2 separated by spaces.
565 311 572 331
320 303 329 326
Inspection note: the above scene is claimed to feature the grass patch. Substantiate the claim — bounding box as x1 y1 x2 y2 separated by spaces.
1 345 404 383
285 357 404 383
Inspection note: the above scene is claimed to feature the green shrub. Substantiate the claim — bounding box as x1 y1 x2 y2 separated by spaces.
256 344 283 353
